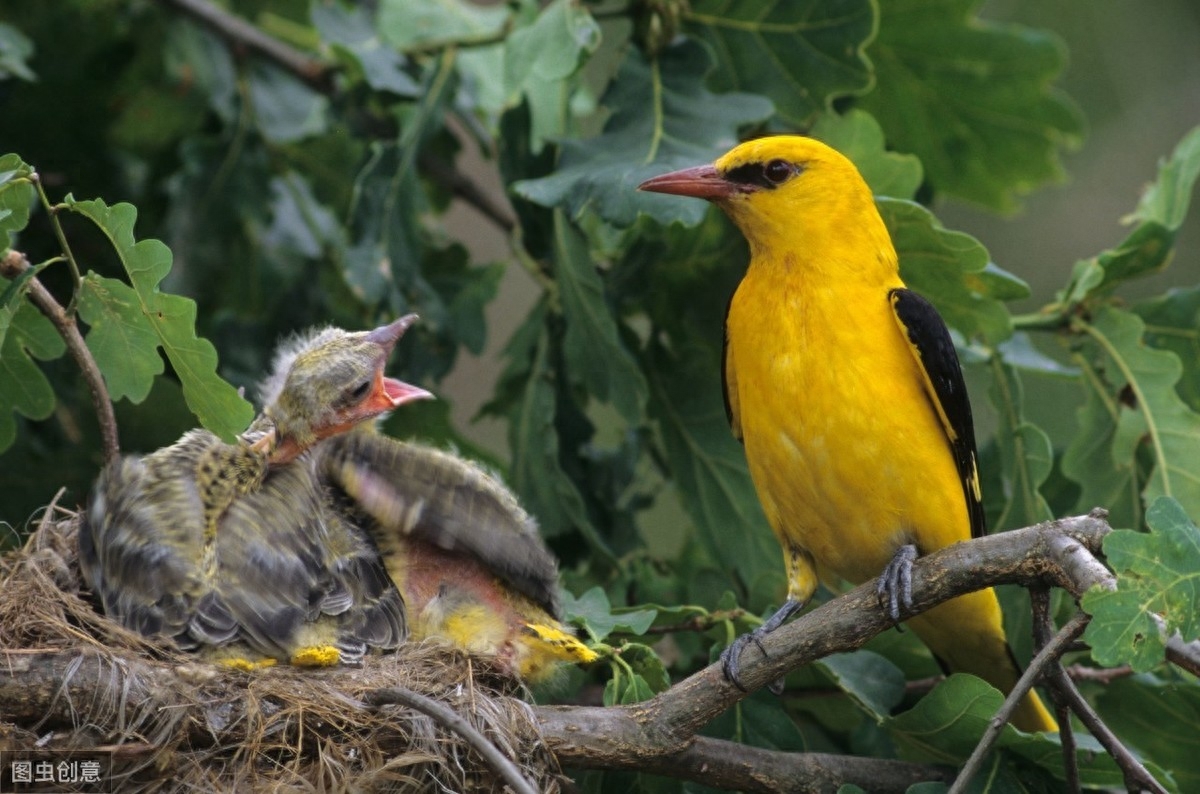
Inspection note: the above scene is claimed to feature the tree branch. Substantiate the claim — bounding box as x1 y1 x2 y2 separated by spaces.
1047 652 1169 793
600 735 951 794
1 250 119 464
157 0 333 92
156 0 519 235
950 611 1090 794
532 512 1114 785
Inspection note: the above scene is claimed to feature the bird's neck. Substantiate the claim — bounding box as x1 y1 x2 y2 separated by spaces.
741 205 900 291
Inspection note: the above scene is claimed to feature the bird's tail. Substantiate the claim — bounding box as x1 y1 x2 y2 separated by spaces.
907 590 1058 734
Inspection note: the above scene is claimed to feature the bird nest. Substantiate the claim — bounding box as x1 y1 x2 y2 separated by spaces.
0 503 563 793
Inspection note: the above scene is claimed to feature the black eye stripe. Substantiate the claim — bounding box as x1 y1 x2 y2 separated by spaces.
724 159 801 190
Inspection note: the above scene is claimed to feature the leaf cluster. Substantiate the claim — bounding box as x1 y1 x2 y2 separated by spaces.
2 0 1200 790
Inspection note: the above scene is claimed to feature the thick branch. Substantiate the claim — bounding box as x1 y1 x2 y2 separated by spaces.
1 251 119 464
535 511 1113 772
595 736 950 794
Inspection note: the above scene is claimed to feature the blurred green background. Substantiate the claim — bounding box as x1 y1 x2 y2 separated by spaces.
0 0 1197 528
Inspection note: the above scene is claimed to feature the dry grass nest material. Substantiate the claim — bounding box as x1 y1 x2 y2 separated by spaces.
0 502 562 793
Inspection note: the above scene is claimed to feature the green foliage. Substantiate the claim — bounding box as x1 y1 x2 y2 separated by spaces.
858 0 1085 211
0 23 35 82
2 0 1199 789
70 198 253 438
513 38 773 227
1083 497 1200 672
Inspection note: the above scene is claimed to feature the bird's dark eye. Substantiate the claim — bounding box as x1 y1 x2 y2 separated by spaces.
347 379 372 402
763 159 793 185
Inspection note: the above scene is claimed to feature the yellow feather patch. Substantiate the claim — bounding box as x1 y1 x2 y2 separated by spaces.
523 623 598 664
290 645 342 667
217 656 278 672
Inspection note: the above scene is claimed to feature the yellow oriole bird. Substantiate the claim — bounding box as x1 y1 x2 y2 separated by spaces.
322 434 597 682
639 136 1057 733
80 316 431 668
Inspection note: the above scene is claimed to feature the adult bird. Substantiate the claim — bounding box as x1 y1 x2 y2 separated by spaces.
322 434 597 683
80 316 431 668
639 136 1056 732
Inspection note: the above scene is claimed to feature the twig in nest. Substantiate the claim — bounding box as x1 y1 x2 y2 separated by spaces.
0 250 119 464
365 687 538 794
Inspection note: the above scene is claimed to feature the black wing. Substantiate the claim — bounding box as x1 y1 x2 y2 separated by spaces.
889 288 985 540
721 292 742 442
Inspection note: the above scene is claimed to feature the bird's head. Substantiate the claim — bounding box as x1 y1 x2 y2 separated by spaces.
253 315 434 464
639 136 884 260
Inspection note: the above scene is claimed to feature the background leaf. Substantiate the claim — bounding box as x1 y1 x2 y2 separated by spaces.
512 39 773 228
858 0 1084 210
1065 127 1200 304
1082 497 1200 671
68 198 253 439
0 302 62 452
553 212 647 424
988 359 1054 529
879 198 1027 344
683 0 875 125
1065 308 1200 519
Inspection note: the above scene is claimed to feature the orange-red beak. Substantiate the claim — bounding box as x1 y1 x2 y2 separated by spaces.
353 313 434 420
638 164 742 200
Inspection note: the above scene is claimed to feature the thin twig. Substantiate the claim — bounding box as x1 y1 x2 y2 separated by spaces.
1064 663 1134 684
1047 654 1169 794
365 687 537 794
157 0 333 91
638 608 746 636
31 177 83 299
156 0 520 237
401 19 515 57
418 151 516 233
950 611 1089 794
0 251 119 464
1031 588 1079 794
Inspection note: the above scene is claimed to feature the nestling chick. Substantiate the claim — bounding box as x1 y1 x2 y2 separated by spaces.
322 434 598 682
80 316 431 668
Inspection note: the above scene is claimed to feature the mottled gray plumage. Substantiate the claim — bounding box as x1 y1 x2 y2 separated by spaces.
321 433 561 619
79 316 427 666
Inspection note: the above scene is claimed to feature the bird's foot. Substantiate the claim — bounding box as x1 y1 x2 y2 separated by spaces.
290 645 342 667
721 598 805 692
876 544 918 624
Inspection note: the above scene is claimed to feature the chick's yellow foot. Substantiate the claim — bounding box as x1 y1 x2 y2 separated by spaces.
876 543 918 624
290 645 342 667
721 598 805 693
218 657 278 672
